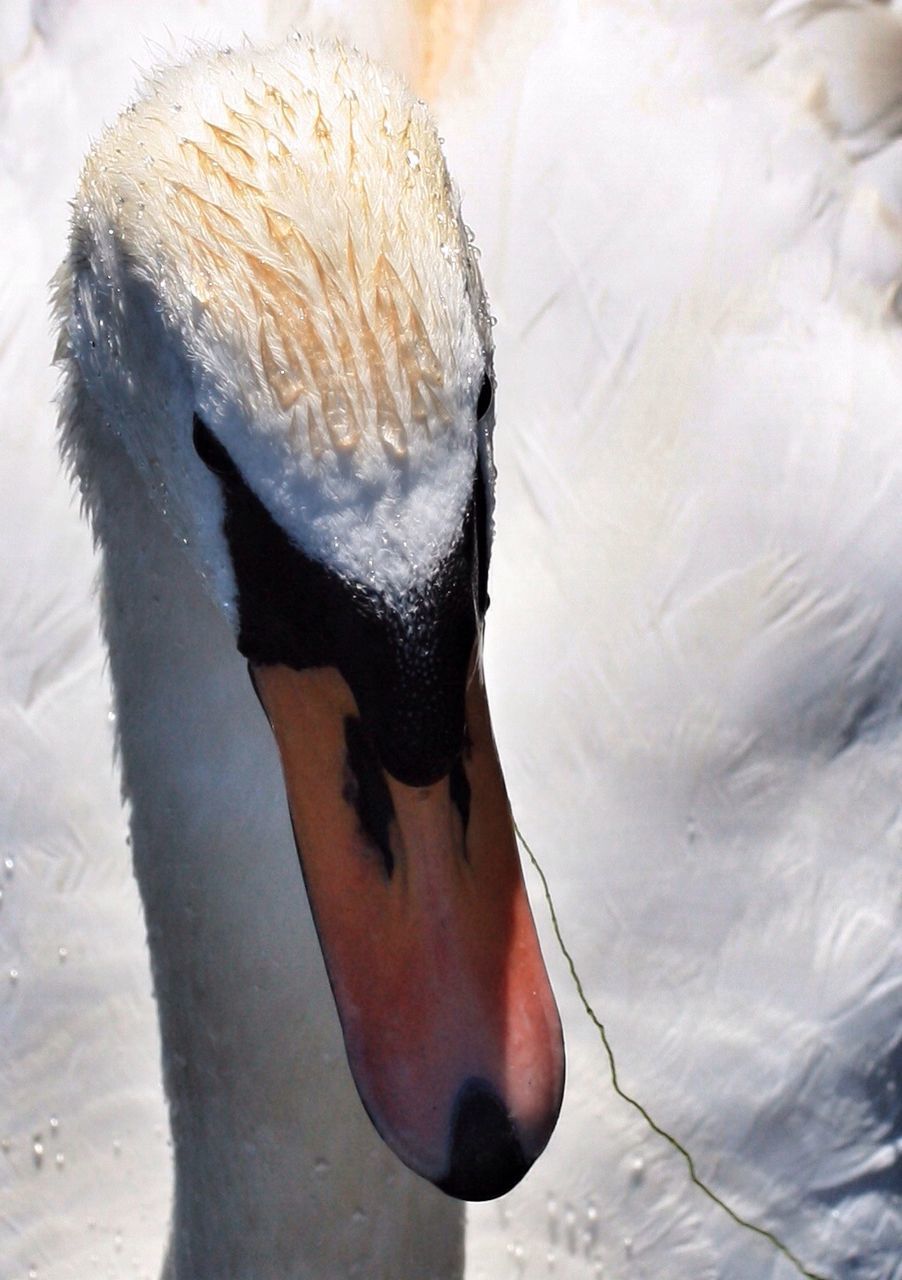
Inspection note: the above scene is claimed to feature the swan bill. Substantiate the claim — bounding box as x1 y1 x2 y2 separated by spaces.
252 660 565 1200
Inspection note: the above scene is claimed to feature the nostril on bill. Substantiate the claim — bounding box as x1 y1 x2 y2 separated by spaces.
437 1077 531 1201
342 714 395 877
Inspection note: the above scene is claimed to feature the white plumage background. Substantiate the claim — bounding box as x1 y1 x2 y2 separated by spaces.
2 2 900 1278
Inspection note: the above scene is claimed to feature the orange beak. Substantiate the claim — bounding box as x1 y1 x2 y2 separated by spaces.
252 657 564 1199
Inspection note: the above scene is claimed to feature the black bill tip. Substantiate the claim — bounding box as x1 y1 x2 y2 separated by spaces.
437 1077 531 1201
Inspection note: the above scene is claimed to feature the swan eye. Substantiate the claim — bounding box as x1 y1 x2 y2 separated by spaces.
193 414 239 481
476 372 493 420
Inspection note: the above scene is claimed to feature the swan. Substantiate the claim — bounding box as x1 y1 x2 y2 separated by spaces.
3 3 901 1279
52 30 566 1272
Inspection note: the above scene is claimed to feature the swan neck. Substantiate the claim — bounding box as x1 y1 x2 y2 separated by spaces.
75 384 463 1277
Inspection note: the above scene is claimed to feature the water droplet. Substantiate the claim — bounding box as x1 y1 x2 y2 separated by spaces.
112 1138 122 1156
351 1207 366 1224
9 968 19 985
58 946 68 963
630 1155 645 1183
4 857 14 876
49 1116 59 1135
406 149 420 171
564 1204 577 1253
1 1137 11 1153
33 1136 44 1166
55 1152 65 1169
28 1265 37 1279
313 1157 329 1176
623 1236 633 1257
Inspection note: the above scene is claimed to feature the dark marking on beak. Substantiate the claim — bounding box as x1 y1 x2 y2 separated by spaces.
343 715 395 877
438 1077 529 1201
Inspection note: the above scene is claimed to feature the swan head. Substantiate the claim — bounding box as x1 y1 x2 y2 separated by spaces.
57 36 563 1200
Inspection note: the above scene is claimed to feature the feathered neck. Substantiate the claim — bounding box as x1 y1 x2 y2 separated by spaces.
64 370 463 1277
